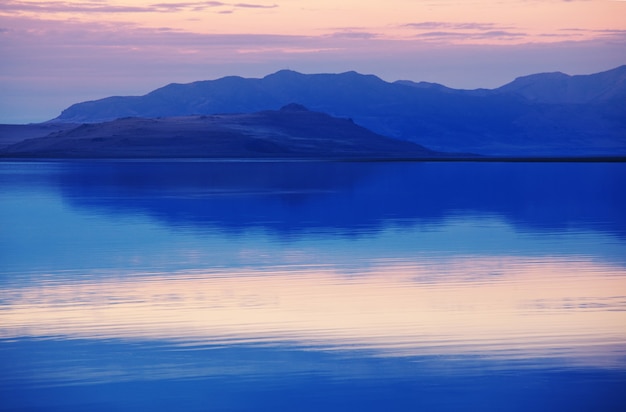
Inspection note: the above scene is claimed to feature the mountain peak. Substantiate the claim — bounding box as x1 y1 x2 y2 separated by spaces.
513 71 569 81
264 69 304 80
280 103 309 112
496 65 626 103
394 80 452 91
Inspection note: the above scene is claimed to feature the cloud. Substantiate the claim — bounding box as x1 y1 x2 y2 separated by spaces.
480 30 525 38
326 30 379 40
595 29 626 35
403 22 448 30
0 16 312 55
0 0 148 13
402 21 526 41
419 31 465 38
150 2 227 12
0 0 277 14
404 22 508 31
559 27 626 41
233 2 277 8
417 30 526 41
560 27 626 41
150 1 278 12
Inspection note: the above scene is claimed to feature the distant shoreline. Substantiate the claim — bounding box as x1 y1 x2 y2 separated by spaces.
1 155 625 163
345 156 626 163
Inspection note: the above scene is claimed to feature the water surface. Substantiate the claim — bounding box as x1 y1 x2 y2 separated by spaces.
1 160 625 411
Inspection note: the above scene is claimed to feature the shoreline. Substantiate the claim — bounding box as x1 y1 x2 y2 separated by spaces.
1 155 625 163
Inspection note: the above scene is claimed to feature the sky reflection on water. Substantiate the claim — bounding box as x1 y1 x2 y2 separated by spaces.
1 160 626 411
2 257 626 368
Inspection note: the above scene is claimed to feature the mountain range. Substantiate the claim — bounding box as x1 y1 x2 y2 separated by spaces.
2 65 625 158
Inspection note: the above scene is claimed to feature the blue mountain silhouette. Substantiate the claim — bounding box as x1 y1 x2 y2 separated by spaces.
50 66 626 156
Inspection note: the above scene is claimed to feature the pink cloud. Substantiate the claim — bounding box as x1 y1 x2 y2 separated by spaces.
0 0 276 14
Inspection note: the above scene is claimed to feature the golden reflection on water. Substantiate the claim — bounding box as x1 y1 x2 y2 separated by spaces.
2 256 626 366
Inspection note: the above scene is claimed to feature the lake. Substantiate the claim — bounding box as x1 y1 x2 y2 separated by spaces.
1 160 625 411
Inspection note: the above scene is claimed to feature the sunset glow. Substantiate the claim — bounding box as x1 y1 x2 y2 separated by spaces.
2 0 624 41
1 0 625 123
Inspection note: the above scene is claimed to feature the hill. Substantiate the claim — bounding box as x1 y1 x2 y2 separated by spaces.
1 105 439 159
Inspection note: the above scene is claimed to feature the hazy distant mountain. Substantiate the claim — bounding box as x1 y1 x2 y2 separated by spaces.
2 105 438 159
50 66 626 156
494 65 626 104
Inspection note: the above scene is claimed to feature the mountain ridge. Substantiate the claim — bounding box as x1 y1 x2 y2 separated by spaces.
494 65 626 104
55 66 626 122
25 65 626 156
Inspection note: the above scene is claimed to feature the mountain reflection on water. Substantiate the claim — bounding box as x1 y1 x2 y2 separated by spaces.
1 160 625 412
3 160 619 235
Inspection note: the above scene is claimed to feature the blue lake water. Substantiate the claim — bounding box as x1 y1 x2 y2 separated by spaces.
1 160 626 411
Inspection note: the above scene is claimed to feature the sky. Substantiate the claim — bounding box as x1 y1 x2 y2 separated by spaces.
1 0 625 124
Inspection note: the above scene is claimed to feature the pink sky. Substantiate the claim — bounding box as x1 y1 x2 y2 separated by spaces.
1 0 625 123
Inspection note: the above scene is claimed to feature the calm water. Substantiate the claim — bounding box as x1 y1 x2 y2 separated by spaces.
1 160 625 411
